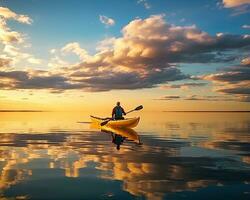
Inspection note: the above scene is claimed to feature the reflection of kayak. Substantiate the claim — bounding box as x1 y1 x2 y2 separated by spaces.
90 116 140 128
101 126 140 144
90 122 140 144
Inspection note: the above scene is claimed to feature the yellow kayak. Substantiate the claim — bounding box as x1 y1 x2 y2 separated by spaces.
90 115 140 128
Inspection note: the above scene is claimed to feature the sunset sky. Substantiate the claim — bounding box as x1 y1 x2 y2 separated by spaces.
0 0 250 111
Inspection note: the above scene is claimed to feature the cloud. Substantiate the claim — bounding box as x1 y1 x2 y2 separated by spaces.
202 70 250 83
222 0 250 8
156 94 238 101
242 24 250 29
156 95 180 100
75 67 188 91
3 44 42 65
0 70 84 90
162 82 207 89
231 6 250 16
184 95 237 101
99 15 115 27
0 7 32 24
27 57 42 65
48 55 70 69
0 56 12 68
96 37 116 52
0 6 41 67
112 15 250 64
1 15 250 94
216 82 250 102
239 95 250 102
0 66 188 92
0 18 24 43
50 49 56 54
217 84 250 95
137 0 151 9
221 0 250 15
61 42 90 61
241 56 250 65
201 65 250 83
200 57 250 101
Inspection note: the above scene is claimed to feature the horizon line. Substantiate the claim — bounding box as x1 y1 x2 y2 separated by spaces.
1 110 250 113
0 110 46 112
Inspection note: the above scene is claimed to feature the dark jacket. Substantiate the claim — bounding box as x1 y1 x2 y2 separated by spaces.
112 106 126 119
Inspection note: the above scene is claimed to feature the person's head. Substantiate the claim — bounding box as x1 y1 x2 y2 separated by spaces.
116 102 120 106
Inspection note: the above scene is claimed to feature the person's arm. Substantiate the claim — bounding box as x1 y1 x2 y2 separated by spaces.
122 107 126 115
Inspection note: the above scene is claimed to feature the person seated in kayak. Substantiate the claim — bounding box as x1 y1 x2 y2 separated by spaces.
112 102 126 120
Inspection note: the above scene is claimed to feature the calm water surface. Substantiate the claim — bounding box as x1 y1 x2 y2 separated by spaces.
0 112 250 200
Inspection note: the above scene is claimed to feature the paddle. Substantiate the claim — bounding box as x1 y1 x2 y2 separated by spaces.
100 105 143 126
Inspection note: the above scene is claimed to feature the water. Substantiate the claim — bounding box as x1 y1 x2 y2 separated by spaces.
0 112 250 200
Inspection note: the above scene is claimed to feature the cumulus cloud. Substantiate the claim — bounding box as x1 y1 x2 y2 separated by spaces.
27 57 42 64
0 7 32 24
111 15 250 64
0 18 24 43
99 15 115 27
3 44 42 65
96 37 116 52
61 42 90 61
0 6 41 67
48 55 70 69
1 15 250 95
222 0 250 8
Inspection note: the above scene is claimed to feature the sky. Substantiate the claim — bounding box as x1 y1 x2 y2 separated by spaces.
0 0 250 112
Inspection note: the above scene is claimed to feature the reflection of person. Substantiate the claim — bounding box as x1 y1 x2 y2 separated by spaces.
112 102 126 120
111 133 125 150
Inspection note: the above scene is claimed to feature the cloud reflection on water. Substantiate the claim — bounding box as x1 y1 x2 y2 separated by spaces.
0 112 250 199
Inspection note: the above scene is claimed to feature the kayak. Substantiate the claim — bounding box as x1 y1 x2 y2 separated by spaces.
90 115 140 128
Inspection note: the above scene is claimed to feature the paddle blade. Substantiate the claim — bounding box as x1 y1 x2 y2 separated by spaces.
101 120 110 126
135 105 143 110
